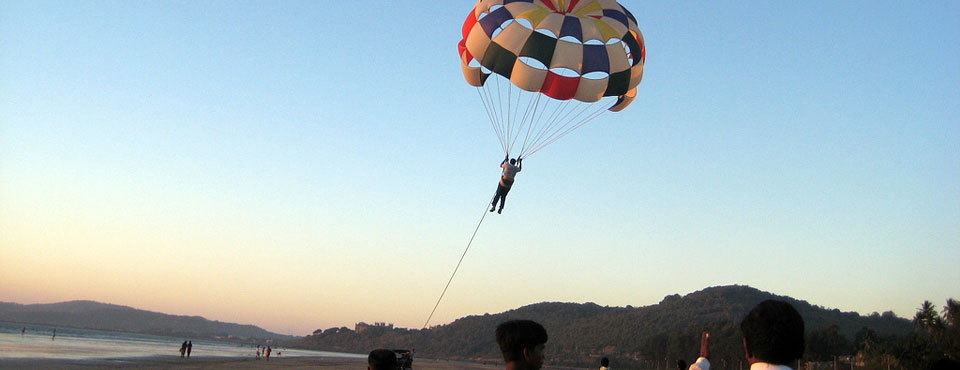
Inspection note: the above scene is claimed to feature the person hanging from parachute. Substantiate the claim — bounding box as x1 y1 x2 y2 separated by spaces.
491 154 522 214
423 0 648 332
459 0 645 212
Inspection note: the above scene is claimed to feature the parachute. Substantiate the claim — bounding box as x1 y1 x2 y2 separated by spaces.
459 0 645 159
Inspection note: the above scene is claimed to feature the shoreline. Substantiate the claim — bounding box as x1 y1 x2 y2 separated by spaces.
0 355 501 369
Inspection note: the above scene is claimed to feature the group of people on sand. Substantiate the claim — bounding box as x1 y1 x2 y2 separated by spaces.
19 327 56 341
367 300 807 370
255 344 279 360
178 340 192 358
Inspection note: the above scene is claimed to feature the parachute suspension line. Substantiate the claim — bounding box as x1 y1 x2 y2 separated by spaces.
479 77 617 159
507 85 526 155
475 86 496 142
490 76 512 156
484 84 508 153
507 79 523 155
519 97 577 158
504 77 512 154
527 101 593 152
524 100 614 158
514 94 549 158
495 76 510 155
476 86 507 154
422 197 493 329
516 92 552 158
525 102 599 157
509 88 540 156
484 82 509 155
516 90 543 156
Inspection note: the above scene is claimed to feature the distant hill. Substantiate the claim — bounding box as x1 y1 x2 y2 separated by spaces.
0 300 293 343
294 285 915 367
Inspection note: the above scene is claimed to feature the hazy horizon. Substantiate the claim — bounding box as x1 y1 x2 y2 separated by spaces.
2 1 957 336
0 283 947 336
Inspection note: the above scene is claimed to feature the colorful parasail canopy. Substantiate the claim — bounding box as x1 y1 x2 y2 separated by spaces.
458 0 645 158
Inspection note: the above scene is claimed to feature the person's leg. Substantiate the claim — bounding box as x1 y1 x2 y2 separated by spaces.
492 184 506 211
498 188 510 213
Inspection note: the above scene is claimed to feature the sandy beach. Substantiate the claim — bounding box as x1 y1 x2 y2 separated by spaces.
0 356 501 370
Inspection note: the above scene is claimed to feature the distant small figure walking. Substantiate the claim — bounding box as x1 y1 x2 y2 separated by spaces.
51 329 56 341
266 346 272 360
180 341 187 358
256 347 261 360
21 327 25 336
187 341 192 358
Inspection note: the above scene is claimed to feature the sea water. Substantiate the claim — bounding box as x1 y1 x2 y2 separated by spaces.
0 321 363 360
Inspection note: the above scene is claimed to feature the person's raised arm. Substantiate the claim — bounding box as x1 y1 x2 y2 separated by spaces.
700 332 709 359
518 158 522 170
688 332 710 370
502 155 508 165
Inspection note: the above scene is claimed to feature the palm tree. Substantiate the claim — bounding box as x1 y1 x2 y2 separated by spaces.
943 298 960 359
913 300 944 333
942 298 960 328
854 327 879 353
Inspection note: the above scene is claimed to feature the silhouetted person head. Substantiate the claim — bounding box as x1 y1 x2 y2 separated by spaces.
677 359 687 369
740 299 805 365
510 158 517 165
496 320 548 370
368 348 398 370
601 356 609 368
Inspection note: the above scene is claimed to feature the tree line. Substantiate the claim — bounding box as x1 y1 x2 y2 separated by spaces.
291 286 955 369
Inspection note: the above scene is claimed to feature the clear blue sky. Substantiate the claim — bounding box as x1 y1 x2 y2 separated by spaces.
1 1 958 335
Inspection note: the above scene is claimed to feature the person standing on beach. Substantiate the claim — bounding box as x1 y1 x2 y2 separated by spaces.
256 347 261 359
496 320 547 370
180 341 187 358
187 341 192 358
266 346 272 360
21 327 25 336
52 329 56 341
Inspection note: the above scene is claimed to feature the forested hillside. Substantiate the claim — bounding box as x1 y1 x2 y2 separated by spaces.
295 285 917 368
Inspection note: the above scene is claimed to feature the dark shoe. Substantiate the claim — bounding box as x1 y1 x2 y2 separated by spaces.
490 207 495 212
497 208 502 214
